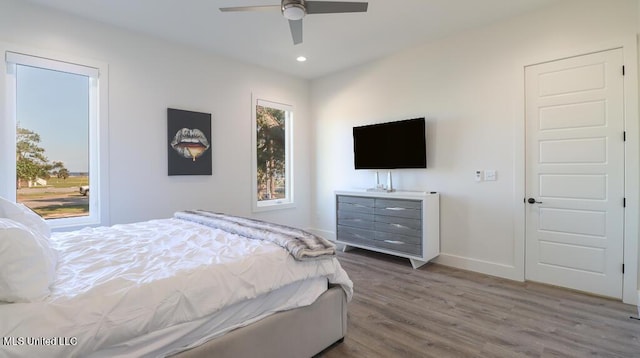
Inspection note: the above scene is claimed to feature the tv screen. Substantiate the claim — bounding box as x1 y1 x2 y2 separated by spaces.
353 118 426 169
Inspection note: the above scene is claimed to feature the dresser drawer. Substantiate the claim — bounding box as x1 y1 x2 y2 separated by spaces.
337 225 375 246
337 196 375 214
337 211 374 229
374 216 421 237
375 206 421 219
338 195 374 206
375 230 421 245
375 198 422 210
374 232 422 255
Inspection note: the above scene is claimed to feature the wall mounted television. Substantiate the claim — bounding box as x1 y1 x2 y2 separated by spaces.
353 117 427 169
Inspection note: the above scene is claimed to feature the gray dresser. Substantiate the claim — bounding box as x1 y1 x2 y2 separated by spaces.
335 190 440 269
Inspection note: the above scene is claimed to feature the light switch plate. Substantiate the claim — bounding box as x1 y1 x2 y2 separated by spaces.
484 170 497 181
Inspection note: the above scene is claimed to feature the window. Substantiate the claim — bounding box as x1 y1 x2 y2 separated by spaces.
252 97 294 211
1 50 108 228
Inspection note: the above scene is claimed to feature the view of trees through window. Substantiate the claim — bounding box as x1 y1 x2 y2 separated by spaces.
256 105 286 202
15 64 90 219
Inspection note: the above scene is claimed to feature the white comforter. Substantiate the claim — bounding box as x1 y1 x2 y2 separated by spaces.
0 218 353 357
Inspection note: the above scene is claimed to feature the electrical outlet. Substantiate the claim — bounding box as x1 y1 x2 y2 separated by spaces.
475 170 483 182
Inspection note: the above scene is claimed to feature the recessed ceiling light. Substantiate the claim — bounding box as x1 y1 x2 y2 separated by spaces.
296 56 307 62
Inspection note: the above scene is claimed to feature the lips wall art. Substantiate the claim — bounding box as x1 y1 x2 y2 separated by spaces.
167 108 212 175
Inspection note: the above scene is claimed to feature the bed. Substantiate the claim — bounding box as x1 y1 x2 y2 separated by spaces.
0 199 353 358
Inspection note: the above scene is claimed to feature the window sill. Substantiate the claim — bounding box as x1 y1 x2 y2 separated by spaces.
253 201 296 213
48 216 102 232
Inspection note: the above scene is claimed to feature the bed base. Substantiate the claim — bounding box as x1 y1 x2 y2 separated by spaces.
172 285 347 358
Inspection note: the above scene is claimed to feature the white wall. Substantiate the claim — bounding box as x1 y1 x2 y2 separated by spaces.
0 0 312 227
310 0 639 301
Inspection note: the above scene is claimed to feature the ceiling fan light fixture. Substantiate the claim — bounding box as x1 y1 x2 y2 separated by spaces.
282 3 305 20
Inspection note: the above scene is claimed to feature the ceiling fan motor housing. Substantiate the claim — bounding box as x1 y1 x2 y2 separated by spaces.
282 0 306 20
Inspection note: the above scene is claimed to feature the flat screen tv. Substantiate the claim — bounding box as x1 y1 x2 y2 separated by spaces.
353 117 426 169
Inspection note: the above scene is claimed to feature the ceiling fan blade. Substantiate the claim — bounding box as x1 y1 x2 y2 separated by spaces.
305 1 368 14
288 19 303 45
219 5 280 12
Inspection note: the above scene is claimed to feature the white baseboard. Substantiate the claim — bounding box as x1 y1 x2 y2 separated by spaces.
433 253 523 282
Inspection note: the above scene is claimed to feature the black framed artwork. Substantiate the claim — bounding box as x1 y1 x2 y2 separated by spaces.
167 108 212 176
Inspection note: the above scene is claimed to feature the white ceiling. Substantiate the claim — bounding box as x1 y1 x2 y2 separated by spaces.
23 0 560 79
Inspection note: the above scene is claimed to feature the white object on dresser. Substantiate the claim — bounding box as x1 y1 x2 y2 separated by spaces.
335 190 440 269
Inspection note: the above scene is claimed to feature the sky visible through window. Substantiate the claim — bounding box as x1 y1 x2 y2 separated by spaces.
17 65 89 173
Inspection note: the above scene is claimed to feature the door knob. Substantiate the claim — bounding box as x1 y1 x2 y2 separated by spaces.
527 198 543 204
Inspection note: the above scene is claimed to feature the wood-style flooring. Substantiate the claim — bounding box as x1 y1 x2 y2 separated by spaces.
321 249 640 358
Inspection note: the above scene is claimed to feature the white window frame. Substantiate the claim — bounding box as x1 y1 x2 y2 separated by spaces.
251 95 295 212
1 46 109 229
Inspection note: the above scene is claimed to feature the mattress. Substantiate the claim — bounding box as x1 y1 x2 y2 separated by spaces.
0 218 353 357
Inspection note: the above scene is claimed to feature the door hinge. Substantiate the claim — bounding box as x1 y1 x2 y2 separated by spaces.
624 131 626 141
622 65 625 76
622 264 625 274
623 198 626 207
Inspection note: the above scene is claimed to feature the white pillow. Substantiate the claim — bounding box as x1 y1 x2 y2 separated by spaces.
0 218 58 302
0 196 50 238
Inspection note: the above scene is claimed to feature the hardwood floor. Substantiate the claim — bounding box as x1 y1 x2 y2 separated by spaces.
321 249 640 358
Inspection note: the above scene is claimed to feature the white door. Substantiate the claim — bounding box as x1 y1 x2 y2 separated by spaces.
525 49 625 299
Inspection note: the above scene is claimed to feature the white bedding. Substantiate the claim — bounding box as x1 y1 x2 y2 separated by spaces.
0 218 353 357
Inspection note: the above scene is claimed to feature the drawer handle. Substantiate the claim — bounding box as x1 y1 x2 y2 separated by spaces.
386 207 407 211
384 240 405 245
352 203 367 208
353 233 366 239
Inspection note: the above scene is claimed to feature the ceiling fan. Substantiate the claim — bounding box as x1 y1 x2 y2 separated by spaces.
220 0 368 45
